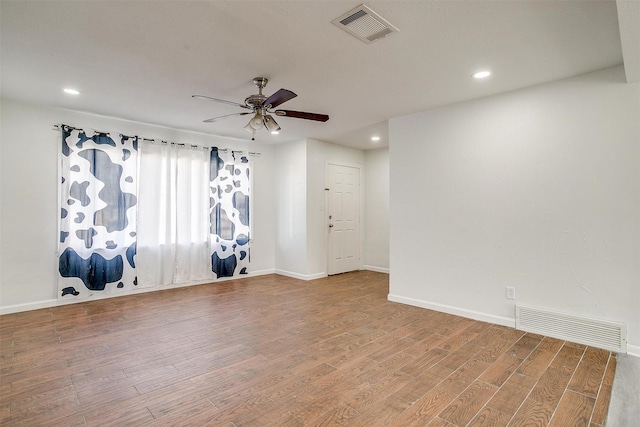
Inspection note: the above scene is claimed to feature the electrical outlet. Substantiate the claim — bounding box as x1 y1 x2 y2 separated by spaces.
506 287 516 300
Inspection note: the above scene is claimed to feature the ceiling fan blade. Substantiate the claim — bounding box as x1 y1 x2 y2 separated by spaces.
274 110 329 122
262 89 297 108
203 112 251 123
192 94 250 110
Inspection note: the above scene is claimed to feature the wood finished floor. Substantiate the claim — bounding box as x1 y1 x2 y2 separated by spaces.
0 271 616 426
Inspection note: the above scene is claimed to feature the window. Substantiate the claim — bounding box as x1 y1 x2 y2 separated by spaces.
58 126 251 299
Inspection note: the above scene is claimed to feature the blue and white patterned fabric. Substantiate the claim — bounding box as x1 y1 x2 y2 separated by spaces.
58 126 251 300
58 126 138 298
210 148 250 278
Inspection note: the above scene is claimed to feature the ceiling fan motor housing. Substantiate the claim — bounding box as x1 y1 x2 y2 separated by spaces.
244 94 267 109
245 77 269 109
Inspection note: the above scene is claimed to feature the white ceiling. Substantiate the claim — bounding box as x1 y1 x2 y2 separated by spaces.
0 1 633 150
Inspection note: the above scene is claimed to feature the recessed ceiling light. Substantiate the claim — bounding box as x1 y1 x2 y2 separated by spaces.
63 88 80 95
472 71 491 79
371 136 381 141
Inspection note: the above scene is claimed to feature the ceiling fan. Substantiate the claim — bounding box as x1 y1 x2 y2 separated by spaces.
193 77 329 140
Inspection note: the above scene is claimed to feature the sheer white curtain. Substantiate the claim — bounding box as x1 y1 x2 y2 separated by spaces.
137 141 213 287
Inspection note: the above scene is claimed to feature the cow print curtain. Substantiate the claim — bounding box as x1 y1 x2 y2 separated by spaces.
58 126 251 300
58 126 138 298
210 148 251 278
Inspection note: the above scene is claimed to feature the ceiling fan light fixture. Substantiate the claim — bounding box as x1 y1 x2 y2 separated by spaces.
264 115 281 133
248 111 264 130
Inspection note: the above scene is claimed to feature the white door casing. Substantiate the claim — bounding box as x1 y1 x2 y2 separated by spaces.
327 163 361 275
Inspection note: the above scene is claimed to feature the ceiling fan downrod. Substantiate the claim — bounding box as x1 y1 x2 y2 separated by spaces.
253 77 268 92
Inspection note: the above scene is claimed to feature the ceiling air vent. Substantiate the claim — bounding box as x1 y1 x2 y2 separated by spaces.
332 4 399 44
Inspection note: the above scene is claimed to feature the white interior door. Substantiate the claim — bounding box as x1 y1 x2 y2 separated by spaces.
327 163 360 275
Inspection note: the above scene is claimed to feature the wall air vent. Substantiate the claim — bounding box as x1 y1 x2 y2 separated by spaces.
516 305 627 353
332 4 399 44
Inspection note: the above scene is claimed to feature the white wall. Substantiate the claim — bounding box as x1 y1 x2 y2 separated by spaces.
273 139 309 278
0 98 276 311
272 138 366 279
389 66 640 353
364 147 390 272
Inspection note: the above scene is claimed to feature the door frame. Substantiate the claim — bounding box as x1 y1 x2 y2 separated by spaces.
325 161 364 275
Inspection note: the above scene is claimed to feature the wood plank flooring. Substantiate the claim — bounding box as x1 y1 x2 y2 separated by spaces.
0 271 616 426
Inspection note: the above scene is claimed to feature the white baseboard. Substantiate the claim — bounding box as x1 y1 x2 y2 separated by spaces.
247 268 276 277
388 293 515 329
362 265 390 274
274 269 327 281
0 299 59 315
627 344 640 358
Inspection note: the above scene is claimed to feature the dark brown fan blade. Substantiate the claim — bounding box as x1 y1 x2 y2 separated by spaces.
193 94 250 110
262 89 297 108
274 110 329 122
203 112 251 123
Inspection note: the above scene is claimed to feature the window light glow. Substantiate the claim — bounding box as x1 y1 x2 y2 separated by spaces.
63 88 80 95
472 70 491 79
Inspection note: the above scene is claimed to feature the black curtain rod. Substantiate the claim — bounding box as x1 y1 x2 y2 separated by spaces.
56 124 114 136
55 124 260 154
